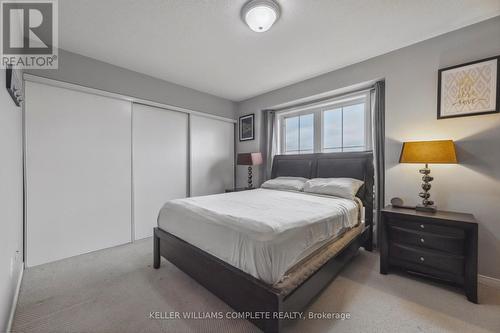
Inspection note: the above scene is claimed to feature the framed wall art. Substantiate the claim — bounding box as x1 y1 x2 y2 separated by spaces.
239 113 255 141
438 56 499 119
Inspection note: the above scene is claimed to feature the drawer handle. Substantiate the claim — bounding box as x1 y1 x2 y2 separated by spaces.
420 238 425 243
420 224 425 229
420 256 425 262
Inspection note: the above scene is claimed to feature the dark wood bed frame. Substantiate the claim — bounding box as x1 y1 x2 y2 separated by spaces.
153 152 374 332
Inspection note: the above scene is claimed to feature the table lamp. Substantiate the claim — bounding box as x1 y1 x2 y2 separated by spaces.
237 152 263 188
399 140 457 212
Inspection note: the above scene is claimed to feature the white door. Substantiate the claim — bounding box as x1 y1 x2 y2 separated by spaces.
190 115 234 196
25 81 132 267
132 103 188 240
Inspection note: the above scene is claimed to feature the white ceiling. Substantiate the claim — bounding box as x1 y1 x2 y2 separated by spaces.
58 0 500 101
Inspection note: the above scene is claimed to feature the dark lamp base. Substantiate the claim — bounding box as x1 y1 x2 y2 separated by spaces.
416 204 437 213
247 166 253 189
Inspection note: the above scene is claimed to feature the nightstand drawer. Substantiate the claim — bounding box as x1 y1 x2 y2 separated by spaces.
388 225 464 254
389 243 464 275
386 215 465 238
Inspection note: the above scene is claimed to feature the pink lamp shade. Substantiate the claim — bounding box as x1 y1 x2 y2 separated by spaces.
237 152 263 166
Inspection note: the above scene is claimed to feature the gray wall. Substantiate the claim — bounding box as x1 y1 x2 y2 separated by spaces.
236 17 500 279
0 70 24 331
27 49 236 119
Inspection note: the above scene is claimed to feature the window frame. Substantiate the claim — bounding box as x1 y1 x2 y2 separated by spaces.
278 93 371 155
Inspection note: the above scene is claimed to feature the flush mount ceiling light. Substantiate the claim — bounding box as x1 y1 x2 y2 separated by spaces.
241 0 280 33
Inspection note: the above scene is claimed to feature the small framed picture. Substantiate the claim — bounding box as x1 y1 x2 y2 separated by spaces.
438 56 499 119
239 114 255 141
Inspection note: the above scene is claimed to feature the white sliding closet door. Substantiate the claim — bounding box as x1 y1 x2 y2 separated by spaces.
132 104 188 240
25 81 132 267
190 115 234 196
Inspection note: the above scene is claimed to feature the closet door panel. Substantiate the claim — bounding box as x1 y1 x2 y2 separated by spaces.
190 115 234 196
25 81 132 267
132 104 188 240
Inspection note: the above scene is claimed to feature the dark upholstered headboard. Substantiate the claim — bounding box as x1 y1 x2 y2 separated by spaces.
270 152 374 226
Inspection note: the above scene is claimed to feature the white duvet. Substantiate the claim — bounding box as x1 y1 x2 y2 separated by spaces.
157 188 361 284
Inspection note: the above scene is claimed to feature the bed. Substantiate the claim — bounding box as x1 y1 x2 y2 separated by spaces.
153 152 374 332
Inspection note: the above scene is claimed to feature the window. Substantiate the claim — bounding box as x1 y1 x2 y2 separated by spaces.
279 93 370 154
323 102 366 152
284 113 314 154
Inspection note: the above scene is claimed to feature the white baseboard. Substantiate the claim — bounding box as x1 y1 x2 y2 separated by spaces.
6 265 23 333
478 274 500 289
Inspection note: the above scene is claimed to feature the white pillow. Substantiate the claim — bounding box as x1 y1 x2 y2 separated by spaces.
304 178 364 199
261 177 308 192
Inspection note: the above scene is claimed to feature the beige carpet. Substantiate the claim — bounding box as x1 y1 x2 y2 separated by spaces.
12 238 500 333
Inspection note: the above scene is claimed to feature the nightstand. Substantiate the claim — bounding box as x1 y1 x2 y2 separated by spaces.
225 187 256 193
380 205 478 303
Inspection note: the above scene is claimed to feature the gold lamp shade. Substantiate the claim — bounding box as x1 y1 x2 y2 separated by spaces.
399 140 457 164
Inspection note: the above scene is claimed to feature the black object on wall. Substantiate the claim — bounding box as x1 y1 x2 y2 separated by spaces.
6 65 23 106
239 113 255 141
